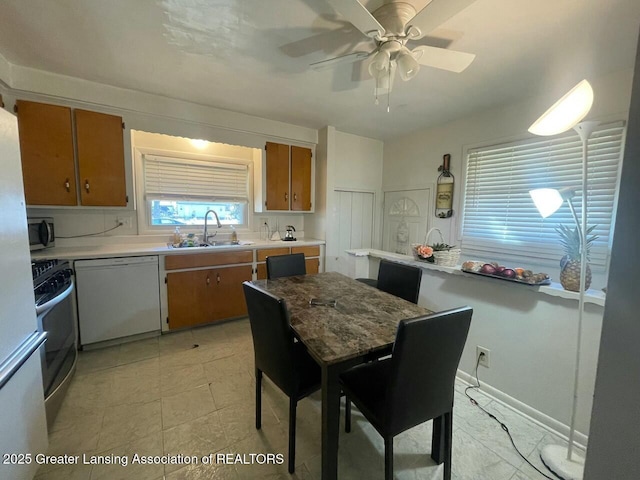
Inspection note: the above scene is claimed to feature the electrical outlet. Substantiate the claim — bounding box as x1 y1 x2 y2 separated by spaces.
116 216 132 228
476 346 490 368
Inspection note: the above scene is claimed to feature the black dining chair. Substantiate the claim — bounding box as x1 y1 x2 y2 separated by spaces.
266 253 306 279
357 259 422 304
242 281 321 474
341 306 473 480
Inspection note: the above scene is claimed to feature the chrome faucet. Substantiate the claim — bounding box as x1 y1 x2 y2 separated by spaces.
203 209 222 244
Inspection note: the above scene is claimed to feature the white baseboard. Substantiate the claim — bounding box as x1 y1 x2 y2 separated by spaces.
456 370 588 450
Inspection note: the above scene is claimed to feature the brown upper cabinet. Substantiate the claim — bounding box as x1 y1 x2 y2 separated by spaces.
75 109 127 206
16 100 77 205
16 100 127 207
264 141 312 211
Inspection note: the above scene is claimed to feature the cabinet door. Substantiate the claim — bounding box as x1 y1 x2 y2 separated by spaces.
212 265 253 320
16 100 77 205
256 263 267 280
167 269 214 330
291 145 312 211
75 109 127 206
305 257 320 275
265 141 290 210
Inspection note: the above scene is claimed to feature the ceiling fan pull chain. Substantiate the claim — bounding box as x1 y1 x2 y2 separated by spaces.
387 67 391 113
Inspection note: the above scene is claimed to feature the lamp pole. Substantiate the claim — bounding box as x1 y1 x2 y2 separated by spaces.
566 121 598 460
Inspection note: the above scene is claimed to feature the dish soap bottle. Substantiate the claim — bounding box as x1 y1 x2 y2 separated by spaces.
172 226 181 246
230 225 238 244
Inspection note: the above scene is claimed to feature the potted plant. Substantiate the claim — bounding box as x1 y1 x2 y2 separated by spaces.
412 229 461 266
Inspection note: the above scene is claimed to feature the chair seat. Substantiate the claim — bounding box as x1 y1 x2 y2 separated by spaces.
356 278 378 288
340 358 392 433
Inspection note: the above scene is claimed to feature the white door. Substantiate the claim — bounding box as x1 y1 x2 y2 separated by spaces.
382 188 431 255
328 190 375 275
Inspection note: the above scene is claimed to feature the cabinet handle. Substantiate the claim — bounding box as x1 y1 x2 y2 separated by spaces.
217 273 220 285
206 276 210 286
84 180 90 193
294 193 297 202
284 192 288 202
64 178 70 192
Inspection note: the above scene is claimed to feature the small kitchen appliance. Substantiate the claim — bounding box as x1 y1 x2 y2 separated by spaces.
284 225 297 241
27 217 55 251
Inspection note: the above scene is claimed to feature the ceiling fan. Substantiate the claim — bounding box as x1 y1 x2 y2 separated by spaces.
313 0 478 107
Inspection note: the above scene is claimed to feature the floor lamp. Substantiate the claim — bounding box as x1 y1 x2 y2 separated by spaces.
528 79 597 480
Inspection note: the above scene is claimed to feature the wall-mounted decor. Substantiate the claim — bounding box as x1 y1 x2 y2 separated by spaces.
435 153 454 218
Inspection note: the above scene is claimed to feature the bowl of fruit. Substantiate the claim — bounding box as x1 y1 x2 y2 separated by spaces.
461 261 550 285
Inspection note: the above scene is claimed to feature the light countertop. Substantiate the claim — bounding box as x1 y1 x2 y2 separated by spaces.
31 238 325 260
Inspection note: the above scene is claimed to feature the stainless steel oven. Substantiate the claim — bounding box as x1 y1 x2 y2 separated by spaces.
32 259 77 428
27 217 55 251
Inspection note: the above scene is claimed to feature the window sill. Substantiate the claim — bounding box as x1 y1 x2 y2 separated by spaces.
346 249 606 307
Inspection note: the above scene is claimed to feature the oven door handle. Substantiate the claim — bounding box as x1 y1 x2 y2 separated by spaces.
36 281 74 315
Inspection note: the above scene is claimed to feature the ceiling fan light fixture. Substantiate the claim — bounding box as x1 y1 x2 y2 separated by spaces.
368 49 391 79
397 48 420 81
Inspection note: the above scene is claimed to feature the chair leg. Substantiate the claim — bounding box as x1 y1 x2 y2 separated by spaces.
345 396 351 433
444 411 453 480
288 397 297 474
384 436 393 480
431 415 445 464
255 368 262 430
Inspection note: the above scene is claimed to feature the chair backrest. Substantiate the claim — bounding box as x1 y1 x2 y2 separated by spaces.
376 259 422 304
386 306 473 436
242 281 297 395
266 253 306 279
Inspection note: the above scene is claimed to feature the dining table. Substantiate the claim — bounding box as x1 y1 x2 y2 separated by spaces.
251 271 438 480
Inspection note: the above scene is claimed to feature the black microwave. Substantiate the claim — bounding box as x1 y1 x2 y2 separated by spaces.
27 217 55 251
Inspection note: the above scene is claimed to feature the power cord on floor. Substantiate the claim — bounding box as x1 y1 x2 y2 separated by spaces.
57 222 123 238
464 353 555 480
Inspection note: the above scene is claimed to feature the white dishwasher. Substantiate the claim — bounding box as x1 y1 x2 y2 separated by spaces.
75 256 161 347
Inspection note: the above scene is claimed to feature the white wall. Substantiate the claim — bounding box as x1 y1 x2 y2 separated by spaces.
383 68 634 289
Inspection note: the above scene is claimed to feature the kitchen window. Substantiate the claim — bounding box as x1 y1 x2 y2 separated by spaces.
461 122 625 266
142 153 250 229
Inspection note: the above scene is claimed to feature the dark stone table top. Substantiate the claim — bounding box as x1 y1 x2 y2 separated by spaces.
251 272 432 366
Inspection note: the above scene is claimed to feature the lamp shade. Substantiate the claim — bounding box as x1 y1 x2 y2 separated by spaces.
368 49 391 79
397 48 420 81
529 188 564 218
528 80 594 136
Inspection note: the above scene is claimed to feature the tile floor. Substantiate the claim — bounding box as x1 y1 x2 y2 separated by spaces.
34 318 577 480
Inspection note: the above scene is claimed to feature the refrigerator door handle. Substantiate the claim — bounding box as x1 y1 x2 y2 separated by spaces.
0 331 47 391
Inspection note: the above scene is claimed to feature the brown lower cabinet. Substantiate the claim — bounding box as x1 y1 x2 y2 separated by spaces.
166 251 253 330
166 248 320 329
256 245 321 280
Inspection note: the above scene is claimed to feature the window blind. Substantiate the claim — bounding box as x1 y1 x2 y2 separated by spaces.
143 154 249 203
462 122 625 266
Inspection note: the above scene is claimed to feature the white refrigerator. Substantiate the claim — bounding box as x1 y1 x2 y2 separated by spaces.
0 107 49 478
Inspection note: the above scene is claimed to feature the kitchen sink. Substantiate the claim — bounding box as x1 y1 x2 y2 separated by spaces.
167 240 250 249
207 241 240 246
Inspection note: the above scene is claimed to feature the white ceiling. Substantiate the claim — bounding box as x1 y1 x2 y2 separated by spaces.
0 0 638 140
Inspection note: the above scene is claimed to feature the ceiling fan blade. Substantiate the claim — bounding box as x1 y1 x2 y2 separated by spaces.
407 0 477 39
412 46 475 73
310 51 372 71
325 0 385 39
